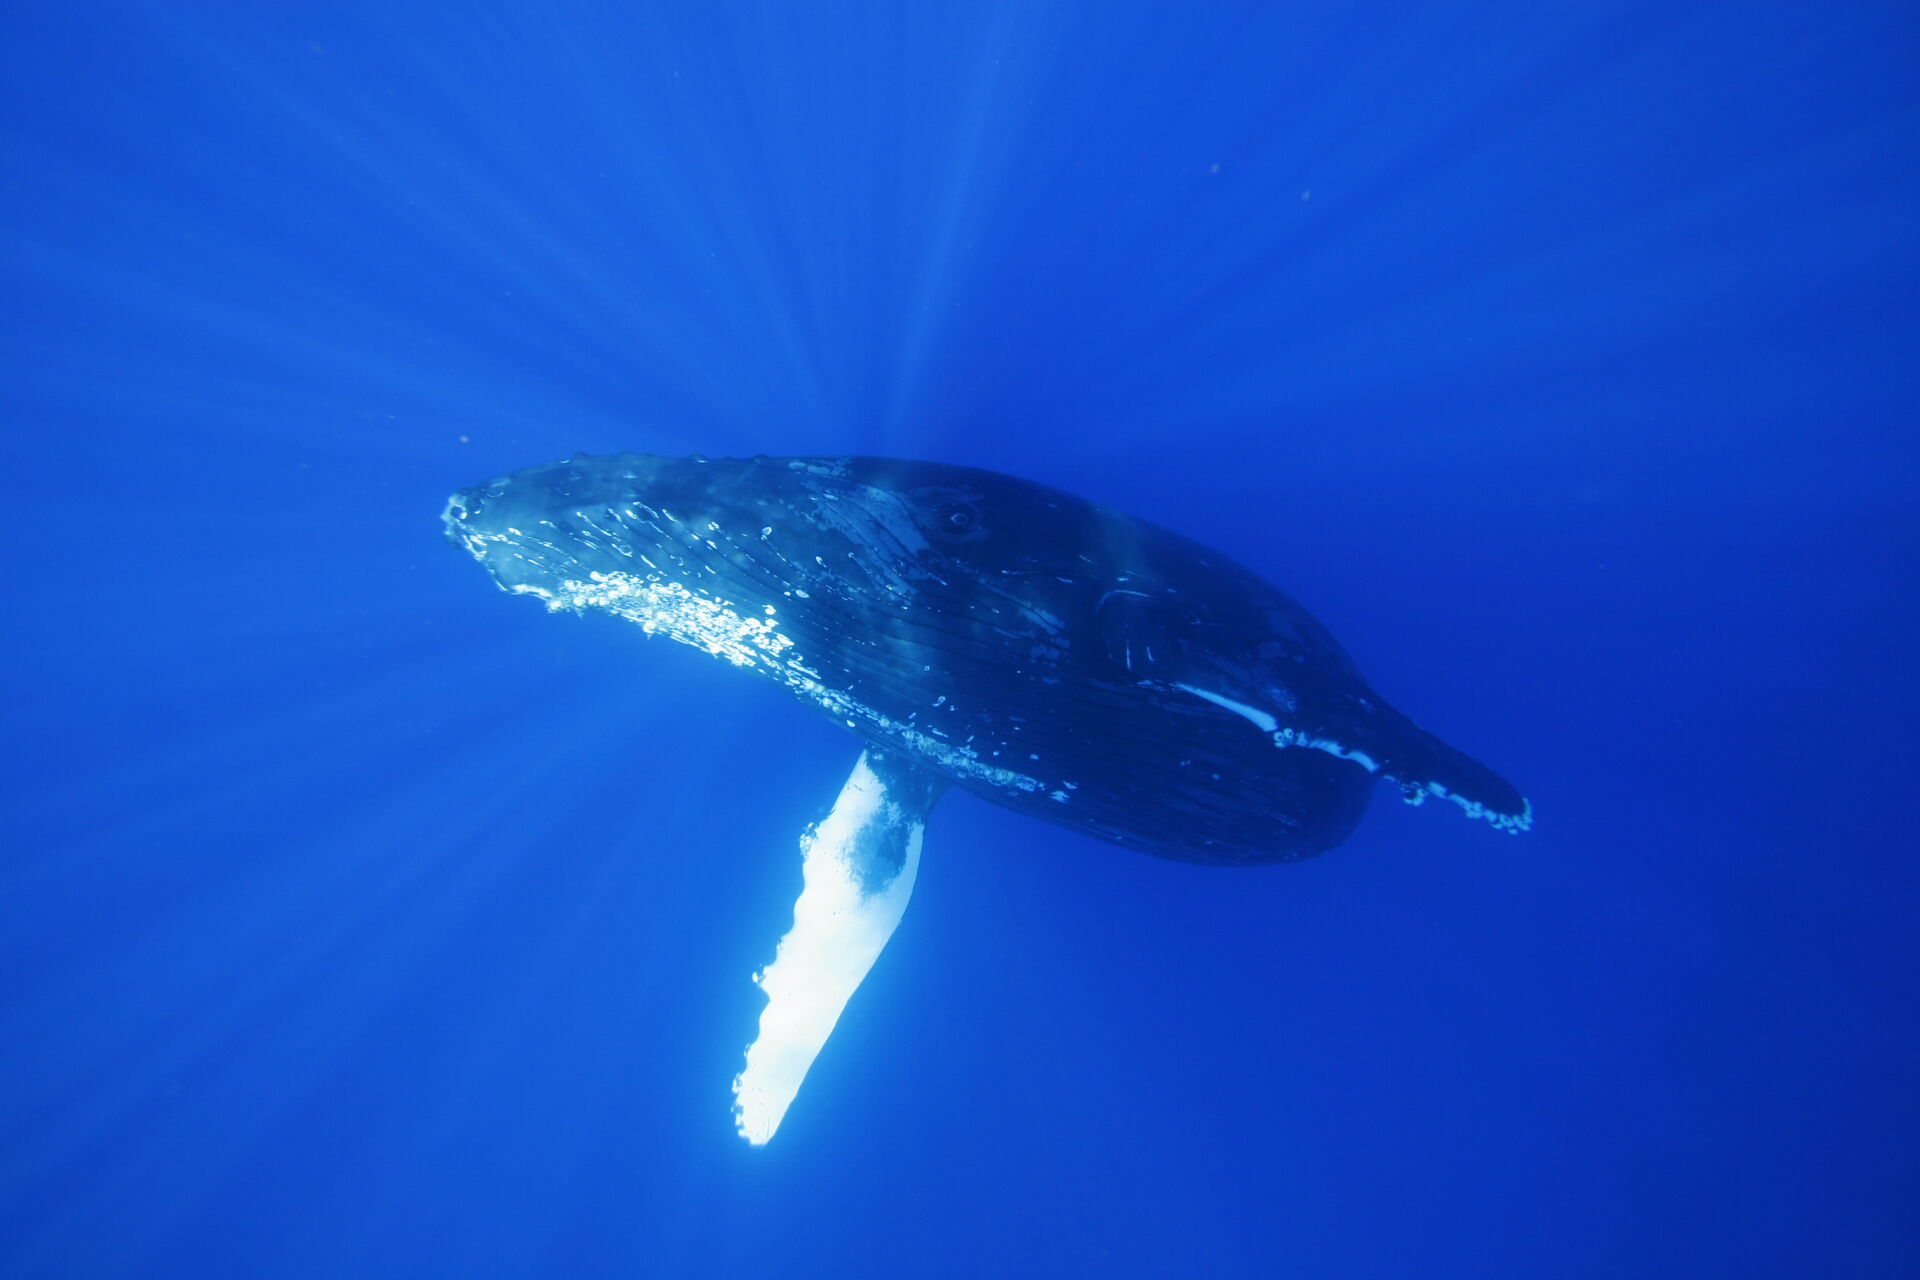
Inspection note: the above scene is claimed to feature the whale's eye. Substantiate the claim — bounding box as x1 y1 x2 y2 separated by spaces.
937 501 979 533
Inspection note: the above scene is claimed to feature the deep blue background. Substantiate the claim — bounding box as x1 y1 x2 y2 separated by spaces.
3 2 1916 1276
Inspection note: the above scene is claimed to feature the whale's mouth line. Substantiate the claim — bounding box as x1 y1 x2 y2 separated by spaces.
513 570 799 671
466 538 1054 801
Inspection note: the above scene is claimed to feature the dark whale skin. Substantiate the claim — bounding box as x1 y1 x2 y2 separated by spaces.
445 454 1528 865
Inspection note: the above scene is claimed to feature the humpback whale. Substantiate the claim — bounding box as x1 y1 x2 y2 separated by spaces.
445 453 1528 1142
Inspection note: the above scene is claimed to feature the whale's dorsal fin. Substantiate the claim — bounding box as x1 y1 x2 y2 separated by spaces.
732 749 948 1144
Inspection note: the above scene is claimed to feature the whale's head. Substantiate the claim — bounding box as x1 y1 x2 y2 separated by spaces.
445 452 782 595
443 449 1179 797
443 453 1112 639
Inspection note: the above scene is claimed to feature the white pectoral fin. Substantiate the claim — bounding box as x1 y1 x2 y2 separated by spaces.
732 749 947 1145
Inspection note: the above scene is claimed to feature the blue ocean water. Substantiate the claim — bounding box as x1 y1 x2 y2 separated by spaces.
3 2 1915 1275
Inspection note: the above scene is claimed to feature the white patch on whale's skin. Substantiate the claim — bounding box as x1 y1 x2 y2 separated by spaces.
1176 683 1532 834
497 562 1047 798
733 752 923 1145
1410 783 1534 833
787 458 851 480
451 493 1048 798
519 572 795 669
1174 683 1279 733
1270 725 1532 832
1270 725 1380 774
797 485 935 598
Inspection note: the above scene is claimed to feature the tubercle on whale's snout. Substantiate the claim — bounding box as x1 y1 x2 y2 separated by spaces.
441 466 531 531
441 491 473 542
